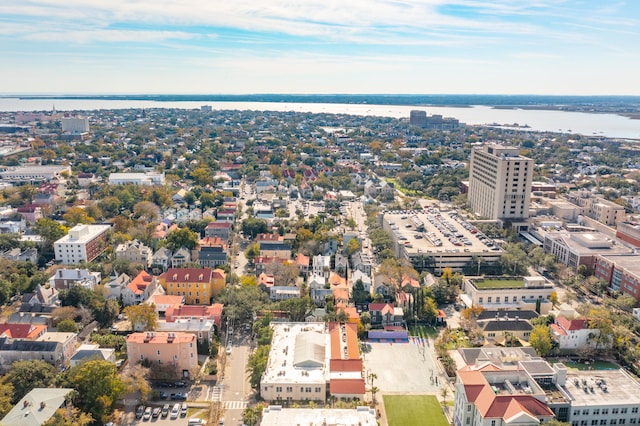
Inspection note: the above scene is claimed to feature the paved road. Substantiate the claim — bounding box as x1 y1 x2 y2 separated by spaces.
220 331 252 425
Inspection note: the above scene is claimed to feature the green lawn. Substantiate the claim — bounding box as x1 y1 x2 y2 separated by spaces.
384 395 449 426
474 279 524 289
409 324 440 339
559 360 619 371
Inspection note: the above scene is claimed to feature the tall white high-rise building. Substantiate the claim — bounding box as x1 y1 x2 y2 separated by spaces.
468 144 533 221
61 117 89 133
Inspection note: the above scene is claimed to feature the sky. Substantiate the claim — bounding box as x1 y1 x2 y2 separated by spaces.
1 0 639 95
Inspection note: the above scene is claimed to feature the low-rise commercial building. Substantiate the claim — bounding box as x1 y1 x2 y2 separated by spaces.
381 209 503 273
108 172 165 186
461 276 554 314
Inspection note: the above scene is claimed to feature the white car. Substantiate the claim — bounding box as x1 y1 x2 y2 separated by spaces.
226 345 232 355
171 403 180 419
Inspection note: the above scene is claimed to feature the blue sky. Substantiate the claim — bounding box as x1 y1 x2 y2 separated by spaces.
1 0 638 94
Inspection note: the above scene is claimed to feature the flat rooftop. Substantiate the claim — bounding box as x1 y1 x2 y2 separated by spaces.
562 369 640 407
262 322 328 386
474 279 524 289
260 406 377 426
382 208 504 257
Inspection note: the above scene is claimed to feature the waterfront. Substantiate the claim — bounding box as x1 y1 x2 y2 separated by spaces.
1 98 639 139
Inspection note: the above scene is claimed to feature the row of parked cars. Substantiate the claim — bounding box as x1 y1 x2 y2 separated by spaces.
136 402 188 420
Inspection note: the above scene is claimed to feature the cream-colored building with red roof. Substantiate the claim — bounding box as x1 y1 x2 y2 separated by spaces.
126 331 197 378
455 367 555 426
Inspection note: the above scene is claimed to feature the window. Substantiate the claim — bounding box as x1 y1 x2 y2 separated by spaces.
306 387 311 393
315 387 321 392
594 410 600 415
574 411 581 416
157 350 161 355
479 297 483 303
603 410 609 415
601 421 607 426
611 421 617 425
488 297 492 303
592 421 599 426
622 409 628 414
276 387 282 392
491 421 496 426
467 406 471 412
614 409 620 415
264 387 268 392
513 296 517 302
466 419 470 425
488 333 496 337
633 408 638 414
620 420 626 425
286 387 293 393
630 420 636 425
496 297 500 303
584 410 590 416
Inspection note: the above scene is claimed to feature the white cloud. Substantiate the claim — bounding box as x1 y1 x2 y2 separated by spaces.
25 29 197 43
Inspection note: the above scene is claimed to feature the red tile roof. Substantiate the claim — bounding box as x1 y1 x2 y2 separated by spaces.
329 379 366 395
128 271 154 295
0 323 47 339
556 316 588 331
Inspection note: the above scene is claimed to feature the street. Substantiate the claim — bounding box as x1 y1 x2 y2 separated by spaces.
219 329 252 425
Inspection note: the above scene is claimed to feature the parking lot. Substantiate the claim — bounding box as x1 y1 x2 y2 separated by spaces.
363 340 444 394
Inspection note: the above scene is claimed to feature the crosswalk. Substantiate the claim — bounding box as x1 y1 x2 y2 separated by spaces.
210 385 222 402
224 400 248 410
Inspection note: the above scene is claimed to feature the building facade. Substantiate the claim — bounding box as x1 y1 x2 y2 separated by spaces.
468 144 533 222
54 224 110 264
126 332 197 378
159 268 225 304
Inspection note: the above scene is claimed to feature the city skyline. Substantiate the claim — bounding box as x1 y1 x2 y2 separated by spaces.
1 0 639 95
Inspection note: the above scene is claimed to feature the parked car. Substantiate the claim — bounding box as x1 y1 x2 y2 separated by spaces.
161 404 170 418
174 381 187 388
181 402 188 417
152 407 161 418
171 403 180 419
135 405 145 419
170 392 188 401
226 345 232 355
143 407 152 421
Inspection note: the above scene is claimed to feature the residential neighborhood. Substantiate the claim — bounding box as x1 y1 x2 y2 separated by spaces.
0 105 639 426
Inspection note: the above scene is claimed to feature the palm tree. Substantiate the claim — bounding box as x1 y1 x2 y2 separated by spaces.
370 386 379 405
440 387 449 411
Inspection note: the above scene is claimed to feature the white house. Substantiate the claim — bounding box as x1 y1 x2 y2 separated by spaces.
550 316 602 351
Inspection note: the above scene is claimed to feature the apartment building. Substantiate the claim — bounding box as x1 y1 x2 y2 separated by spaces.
468 144 533 222
54 224 110 264
61 117 89 133
0 165 71 184
159 268 226 304
126 332 197 378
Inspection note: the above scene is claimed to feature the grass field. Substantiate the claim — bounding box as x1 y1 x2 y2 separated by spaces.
384 395 449 426
408 324 440 339
474 279 524 289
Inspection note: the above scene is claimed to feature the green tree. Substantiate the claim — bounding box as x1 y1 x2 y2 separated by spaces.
4 360 57 403
529 325 553 356
33 218 68 244
219 285 271 323
244 243 260 263
57 319 79 333
345 238 360 256
123 304 158 331
241 218 269 239
42 406 93 426
66 360 125 424
0 382 14 419
422 296 439 324
279 296 315 322
165 228 199 251
63 207 96 226
242 406 259 426
352 279 371 305
246 345 270 391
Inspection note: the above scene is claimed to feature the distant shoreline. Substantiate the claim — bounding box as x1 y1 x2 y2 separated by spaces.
4 94 640 115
